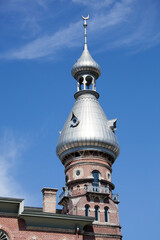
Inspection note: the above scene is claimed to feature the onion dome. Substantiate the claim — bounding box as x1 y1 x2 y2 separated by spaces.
56 91 120 161
72 46 101 80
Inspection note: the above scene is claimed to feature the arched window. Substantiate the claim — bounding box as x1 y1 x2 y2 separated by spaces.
0 230 9 240
86 76 93 89
79 77 84 90
95 206 99 221
104 207 109 222
85 205 90 217
92 171 99 187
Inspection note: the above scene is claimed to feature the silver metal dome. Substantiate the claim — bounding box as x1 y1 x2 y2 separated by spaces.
71 46 101 80
56 91 120 161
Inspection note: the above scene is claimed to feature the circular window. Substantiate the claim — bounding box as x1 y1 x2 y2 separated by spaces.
76 170 80 176
0 230 9 240
73 118 77 123
70 113 79 128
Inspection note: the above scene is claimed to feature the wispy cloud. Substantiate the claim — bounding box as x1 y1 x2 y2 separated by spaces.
106 0 160 52
0 0 49 13
72 0 115 9
0 131 29 200
0 0 52 39
2 21 81 60
0 0 133 60
0 0 160 60
89 0 133 31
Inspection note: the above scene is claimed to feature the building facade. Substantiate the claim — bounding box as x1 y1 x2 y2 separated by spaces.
0 16 122 240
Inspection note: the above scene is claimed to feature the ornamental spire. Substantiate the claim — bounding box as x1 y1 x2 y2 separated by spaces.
82 15 89 50
71 15 101 91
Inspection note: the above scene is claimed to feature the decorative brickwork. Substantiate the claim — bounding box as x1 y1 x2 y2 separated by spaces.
59 150 122 239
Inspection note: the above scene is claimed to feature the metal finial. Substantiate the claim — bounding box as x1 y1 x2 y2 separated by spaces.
81 14 89 49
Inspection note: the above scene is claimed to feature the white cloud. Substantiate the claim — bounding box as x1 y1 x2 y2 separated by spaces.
89 0 133 31
0 0 51 39
0 0 48 13
106 0 160 52
72 0 115 9
0 0 160 60
0 132 28 199
36 0 49 9
2 21 82 60
1 0 133 60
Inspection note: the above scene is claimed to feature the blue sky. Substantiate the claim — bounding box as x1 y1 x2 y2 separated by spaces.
0 0 160 239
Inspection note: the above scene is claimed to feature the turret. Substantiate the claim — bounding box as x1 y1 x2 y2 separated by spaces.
56 16 122 239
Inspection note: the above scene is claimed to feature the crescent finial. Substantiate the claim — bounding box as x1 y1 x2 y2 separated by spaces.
82 14 89 49
81 14 89 20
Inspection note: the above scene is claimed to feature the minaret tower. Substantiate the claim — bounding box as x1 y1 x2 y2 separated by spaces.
57 16 122 239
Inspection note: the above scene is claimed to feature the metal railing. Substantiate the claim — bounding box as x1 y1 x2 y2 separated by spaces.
59 188 72 202
86 185 109 194
59 185 111 202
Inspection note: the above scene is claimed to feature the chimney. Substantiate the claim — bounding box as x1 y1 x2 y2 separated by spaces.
41 188 58 213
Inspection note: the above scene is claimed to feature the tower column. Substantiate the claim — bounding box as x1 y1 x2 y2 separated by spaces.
56 15 122 240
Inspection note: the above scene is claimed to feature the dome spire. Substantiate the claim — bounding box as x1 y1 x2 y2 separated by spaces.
82 15 89 50
71 15 101 91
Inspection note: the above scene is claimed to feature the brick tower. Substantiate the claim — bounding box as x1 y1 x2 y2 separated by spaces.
56 15 122 240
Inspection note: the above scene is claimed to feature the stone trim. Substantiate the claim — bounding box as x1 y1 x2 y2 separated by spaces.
66 178 115 190
65 161 112 173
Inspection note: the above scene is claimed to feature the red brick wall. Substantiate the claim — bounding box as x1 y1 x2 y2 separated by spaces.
60 153 122 239
0 216 121 240
0 216 83 240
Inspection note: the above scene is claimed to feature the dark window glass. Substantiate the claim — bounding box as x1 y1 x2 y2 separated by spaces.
76 170 80 176
92 171 99 187
104 207 108 222
85 205 90 216
95 206 99 221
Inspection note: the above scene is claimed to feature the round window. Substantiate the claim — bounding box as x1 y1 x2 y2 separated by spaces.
0 230 9 240
73 118 77 123
76 170 80 176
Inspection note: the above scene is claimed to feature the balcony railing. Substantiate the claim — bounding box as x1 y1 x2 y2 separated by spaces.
59 188 72 202
59 185 111 202
112 194 119 203
86 185 109 194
